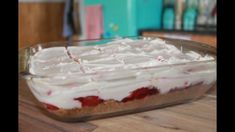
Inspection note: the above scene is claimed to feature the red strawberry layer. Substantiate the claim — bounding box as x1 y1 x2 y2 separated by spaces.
122 87 159 102
42 83 199 110
74 96 104 107
42 102 59 111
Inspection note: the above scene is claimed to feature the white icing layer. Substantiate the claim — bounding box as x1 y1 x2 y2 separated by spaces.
27 38 216 109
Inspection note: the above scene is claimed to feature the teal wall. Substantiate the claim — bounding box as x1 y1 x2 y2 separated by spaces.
136 0 162 29
84 0 162 38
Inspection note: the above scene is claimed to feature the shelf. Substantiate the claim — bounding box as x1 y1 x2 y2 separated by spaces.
139 29 216 36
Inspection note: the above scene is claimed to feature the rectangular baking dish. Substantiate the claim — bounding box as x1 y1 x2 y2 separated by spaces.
19 36 216 122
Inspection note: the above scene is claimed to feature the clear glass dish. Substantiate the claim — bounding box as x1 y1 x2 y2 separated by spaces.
19 36 216 122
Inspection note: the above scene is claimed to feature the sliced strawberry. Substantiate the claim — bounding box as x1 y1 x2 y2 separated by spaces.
42 103 59 111
122 87 159 102
148 88 159 95
74 96 103 107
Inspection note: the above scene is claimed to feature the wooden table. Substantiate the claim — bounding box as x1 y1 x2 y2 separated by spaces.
19 77 216 132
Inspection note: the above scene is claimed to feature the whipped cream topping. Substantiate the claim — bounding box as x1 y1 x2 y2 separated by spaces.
27 38 216 109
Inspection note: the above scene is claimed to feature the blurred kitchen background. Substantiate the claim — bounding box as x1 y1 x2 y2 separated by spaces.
19 0 216 48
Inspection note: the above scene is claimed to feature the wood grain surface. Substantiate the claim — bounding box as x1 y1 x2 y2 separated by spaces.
19 76 216 132
19 3 65 49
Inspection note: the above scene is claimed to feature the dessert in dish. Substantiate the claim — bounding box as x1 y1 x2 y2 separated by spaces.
25 38 216 121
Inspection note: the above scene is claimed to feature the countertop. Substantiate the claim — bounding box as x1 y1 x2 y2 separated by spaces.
19 78 216 132
141 32 217 48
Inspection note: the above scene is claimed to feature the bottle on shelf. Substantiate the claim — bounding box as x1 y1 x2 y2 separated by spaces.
162 0 175 30
197 0 209 26
183 0 198 31
175 0 185 30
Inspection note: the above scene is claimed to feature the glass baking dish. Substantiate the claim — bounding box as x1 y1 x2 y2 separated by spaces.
19 36 216 122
